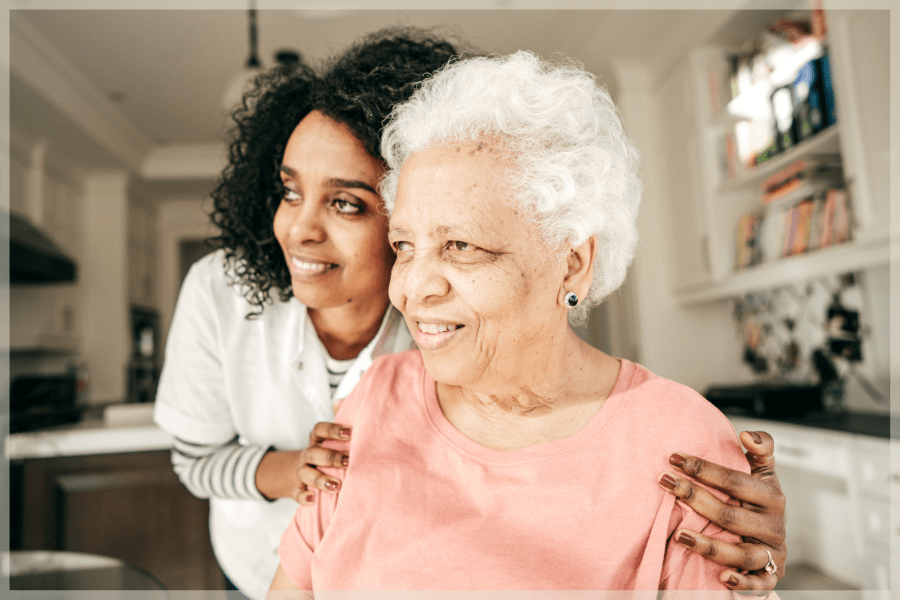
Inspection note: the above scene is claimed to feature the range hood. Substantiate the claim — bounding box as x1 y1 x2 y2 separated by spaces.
9 212 77 283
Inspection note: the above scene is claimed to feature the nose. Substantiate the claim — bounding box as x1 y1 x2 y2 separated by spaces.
287 200 326 244
391 252 451 309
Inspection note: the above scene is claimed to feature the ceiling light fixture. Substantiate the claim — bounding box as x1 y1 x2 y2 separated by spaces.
221 1 263 113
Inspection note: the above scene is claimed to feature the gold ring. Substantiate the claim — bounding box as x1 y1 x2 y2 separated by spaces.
762 547 777 575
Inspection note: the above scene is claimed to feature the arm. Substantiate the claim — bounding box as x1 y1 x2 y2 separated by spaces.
170 435 269 500
660 430 786 593
268 564 313 599
155 257 316 504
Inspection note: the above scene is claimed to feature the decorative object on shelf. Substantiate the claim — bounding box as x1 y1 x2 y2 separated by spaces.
736 213 762 269
721 11 836 176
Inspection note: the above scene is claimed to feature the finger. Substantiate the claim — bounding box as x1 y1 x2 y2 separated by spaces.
300 445 349 469
297 464 341 494
740 431 782 489
658 472 779 545
673 528 773 572
291 485 317 506
666 453 779 510
308 422 352 445
720 569 780 594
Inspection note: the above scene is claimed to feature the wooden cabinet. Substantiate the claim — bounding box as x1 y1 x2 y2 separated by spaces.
13 450 222 591
669 9 891 305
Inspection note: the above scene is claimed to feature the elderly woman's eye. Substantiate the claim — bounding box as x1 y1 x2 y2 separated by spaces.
451 241 473 252
393 241 411 253
334 198 364 215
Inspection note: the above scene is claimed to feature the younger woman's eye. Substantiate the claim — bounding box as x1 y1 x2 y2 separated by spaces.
334 198 364 215
283 188 301 203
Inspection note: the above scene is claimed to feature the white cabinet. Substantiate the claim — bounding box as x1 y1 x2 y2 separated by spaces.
8 136 84 353
670 9 891 305
128 199 158 309
728 415 894 596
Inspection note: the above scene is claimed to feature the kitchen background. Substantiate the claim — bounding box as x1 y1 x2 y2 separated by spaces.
3 2 897 598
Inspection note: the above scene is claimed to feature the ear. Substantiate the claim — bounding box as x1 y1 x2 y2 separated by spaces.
558 235 597 308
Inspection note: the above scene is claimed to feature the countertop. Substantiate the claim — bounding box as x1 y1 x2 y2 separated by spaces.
720 408 894 439
6 404 893 460
5 403 172 460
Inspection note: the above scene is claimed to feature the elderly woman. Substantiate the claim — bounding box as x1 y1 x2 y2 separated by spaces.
270 51 782 594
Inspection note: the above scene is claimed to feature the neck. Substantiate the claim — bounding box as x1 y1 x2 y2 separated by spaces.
308 295 391 360
436 328 621 451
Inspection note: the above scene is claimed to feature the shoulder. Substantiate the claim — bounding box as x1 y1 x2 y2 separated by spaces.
179 249 298 323
334 350 425 424
613 360 746 472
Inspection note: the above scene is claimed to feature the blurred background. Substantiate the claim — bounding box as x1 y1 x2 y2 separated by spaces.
4 3 896 598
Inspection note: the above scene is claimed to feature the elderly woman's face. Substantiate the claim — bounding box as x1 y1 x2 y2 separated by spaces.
389 140 566 386
274 111 394 311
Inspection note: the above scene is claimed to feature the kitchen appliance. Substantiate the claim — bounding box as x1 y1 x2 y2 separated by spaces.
9 375 81 433
127 306 161 403
704 382 823 418
8 212 77 283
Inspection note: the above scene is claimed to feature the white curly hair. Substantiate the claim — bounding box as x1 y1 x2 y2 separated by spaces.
380 51 642 323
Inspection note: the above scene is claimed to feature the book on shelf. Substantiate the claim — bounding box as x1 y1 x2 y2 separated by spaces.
790 198 816 255
823 188 851 246
761 154 841 191
759 154 842 204
740 186 850 268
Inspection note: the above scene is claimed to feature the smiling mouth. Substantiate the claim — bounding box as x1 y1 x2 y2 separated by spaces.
291 256 338 274
417 322 463 334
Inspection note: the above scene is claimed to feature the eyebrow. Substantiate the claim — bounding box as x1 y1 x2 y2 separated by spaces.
388 224 475 238
279 166 377 195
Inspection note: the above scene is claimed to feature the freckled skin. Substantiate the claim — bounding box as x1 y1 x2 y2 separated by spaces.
390 142 565 399
388 139 619 451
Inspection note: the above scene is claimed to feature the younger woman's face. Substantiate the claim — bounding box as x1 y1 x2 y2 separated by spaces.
274 111 394 311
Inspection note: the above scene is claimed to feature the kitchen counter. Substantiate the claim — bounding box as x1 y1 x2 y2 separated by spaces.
5 403 171 460
719 408 893 439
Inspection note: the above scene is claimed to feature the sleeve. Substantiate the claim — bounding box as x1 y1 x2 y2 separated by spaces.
275 360 379 589
153 256 269 501
154 257 237 443
169 436 269 500
658 407 756 594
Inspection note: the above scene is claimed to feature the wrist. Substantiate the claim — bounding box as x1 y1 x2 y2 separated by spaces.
255 449 301 500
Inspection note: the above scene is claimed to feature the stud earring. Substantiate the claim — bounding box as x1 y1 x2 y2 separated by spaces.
564 292 578 308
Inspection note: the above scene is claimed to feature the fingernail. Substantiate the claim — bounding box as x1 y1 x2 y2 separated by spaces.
341 456 349 467
340 428 351 438
325 481 339 492
659 474 677 490
750 431 762 444
669 453 685 469
305 493 315 503
676 532 696 547
726 575 739 587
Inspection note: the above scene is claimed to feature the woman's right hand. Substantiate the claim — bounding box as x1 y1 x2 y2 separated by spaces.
293 422 351 505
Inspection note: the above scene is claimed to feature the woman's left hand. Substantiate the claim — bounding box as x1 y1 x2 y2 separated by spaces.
659 430 786 593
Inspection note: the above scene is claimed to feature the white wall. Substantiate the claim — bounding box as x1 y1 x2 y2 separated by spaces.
157 196 216 358
611 60 745 393
81 172 130 403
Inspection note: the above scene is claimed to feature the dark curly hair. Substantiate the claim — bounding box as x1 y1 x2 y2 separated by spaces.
208 28 460 316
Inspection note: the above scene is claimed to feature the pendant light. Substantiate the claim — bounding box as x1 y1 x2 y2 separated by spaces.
221 1 263 112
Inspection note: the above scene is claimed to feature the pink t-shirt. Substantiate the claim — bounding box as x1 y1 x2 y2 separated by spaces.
279 351 748 592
